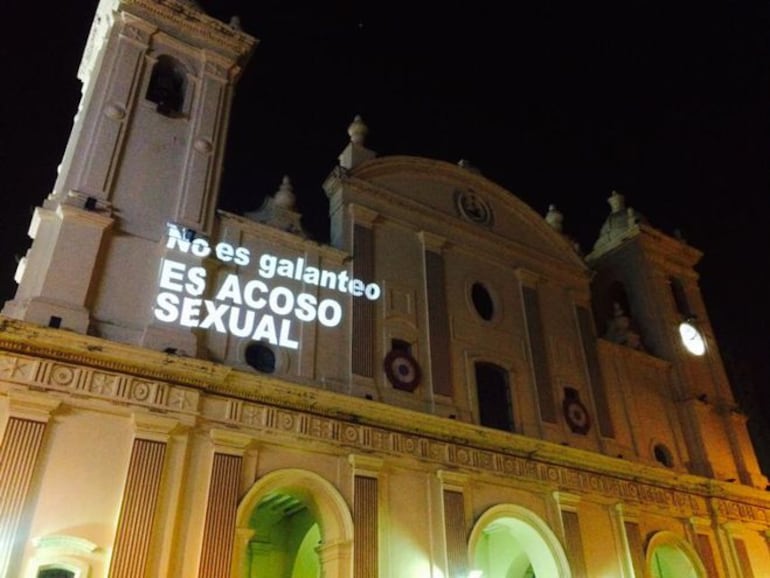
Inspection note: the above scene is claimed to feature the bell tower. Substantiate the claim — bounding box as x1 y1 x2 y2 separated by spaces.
3 0 255 348
587 191 766 487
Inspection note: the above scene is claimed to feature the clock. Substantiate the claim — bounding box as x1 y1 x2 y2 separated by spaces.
678 321 705 356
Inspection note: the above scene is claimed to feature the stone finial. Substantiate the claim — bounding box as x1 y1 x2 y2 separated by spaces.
243 176 307 237
590 190 648 257
545 204 564 232
348 115 368 144
608 190 626 214
273 175 296 209
457 159 481 174
338 115 376 169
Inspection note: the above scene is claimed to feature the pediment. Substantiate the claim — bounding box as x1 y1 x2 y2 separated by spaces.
349 156 587 271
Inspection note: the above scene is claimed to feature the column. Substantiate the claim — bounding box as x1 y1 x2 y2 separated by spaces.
686 517 722 578
108 413 178 578
723 522 756 578
608 503 643 578
553 492 587 578
0 391 60 577
198 429 252 578
349 455 383 578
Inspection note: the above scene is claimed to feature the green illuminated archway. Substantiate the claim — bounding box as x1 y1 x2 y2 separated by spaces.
646 531 705 578
232 469 353 578
468 505 572 578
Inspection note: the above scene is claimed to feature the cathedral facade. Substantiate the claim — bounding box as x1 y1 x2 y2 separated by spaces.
1 1 769 577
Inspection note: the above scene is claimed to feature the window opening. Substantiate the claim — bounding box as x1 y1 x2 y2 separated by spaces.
653 443 674 468
471 282 495 321
609 280 631 318
245 342 276 374
246 493 320 578
649 544 700 578
475 362 513 432
669 277 692 318
146 55 186 116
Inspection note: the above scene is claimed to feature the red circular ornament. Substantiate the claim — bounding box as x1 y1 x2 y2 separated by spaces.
563 398 591 434
384 350 421 392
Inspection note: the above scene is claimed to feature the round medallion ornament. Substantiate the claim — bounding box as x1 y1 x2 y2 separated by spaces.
456 190 493 226
563 398 591 435
384 350 422 392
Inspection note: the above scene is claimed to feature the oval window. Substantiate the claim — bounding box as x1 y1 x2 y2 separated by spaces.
471 282 495 321
245 342 276 374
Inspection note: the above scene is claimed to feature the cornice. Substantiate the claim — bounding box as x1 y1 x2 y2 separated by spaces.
587 224 703 277
597 338 671 371
217 210 349 265
119 0 257 63
348 156 588 269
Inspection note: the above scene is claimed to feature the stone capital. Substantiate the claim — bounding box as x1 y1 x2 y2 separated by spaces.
348 454 384 478
8 390 61 423
210 428 253 456
132 412 180 442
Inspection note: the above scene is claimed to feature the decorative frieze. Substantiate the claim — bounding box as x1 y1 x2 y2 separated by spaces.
0 352 199 415
1 350 769 529
713 497 770 526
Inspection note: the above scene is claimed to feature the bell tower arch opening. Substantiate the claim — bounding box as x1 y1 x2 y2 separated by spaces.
146 54 187 116
474 362 514 432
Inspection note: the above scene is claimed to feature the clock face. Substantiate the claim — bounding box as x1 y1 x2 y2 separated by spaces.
678 322 706 356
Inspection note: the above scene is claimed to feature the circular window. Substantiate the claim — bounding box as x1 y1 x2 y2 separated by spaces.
471 282 495 321
653 443 674 468
245 342 276 374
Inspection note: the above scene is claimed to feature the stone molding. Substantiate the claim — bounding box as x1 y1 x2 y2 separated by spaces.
120 0 257 62
0 350 199 415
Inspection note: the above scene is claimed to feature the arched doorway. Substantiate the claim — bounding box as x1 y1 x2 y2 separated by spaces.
232 470 353 578
646 531 705 578
468 505 572 578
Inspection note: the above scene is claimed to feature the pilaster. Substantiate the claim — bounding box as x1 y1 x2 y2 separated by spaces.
108 413 178 578
0 392 60 577
197 429 252 578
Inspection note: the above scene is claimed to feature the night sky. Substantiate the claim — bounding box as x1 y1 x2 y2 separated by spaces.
3 2 770 458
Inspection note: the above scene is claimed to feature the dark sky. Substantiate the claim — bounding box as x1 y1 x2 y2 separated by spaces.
3 2 770 449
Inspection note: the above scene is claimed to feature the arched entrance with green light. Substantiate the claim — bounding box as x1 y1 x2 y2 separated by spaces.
646 531 705 578
232 469 353 578
468 504 572 578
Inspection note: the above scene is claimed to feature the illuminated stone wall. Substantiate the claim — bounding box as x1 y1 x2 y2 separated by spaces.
1 324 770 576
